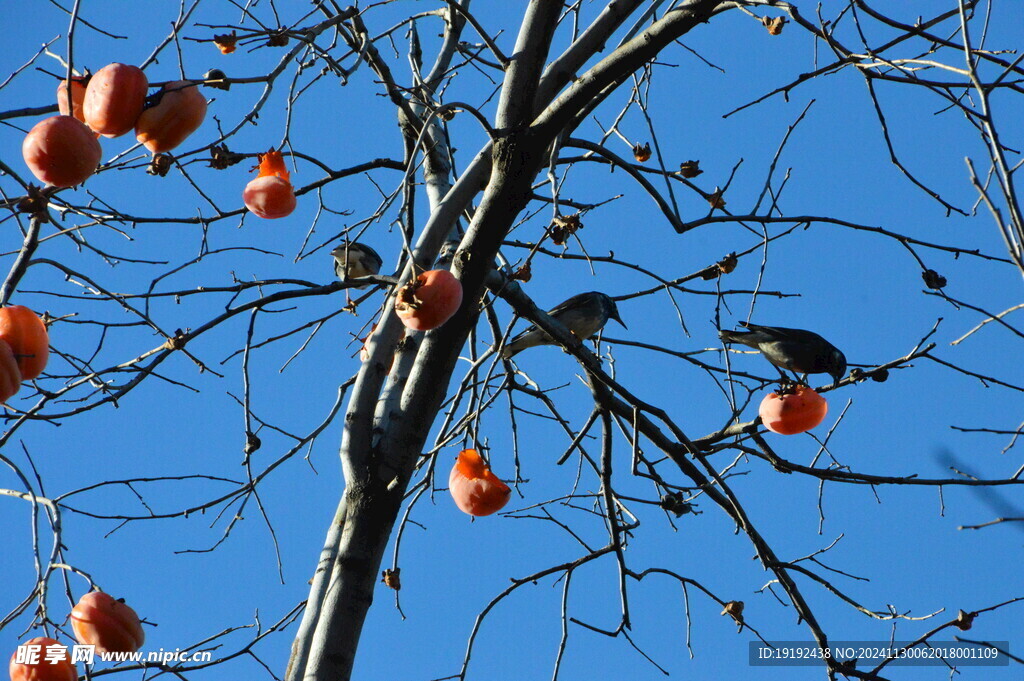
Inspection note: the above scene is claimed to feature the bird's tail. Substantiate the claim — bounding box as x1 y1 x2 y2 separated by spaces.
501 330 541 359
500 339 525 359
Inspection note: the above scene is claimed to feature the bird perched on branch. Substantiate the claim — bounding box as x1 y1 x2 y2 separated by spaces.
501 291 626 359
719 322 846 388
331 242 383 288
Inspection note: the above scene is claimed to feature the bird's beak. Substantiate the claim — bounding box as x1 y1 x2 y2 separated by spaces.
612 312 627 329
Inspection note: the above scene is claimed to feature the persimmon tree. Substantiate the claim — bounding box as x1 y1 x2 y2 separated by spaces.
1 2 1022 681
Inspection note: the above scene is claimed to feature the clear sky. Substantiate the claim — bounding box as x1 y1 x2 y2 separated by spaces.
1 2 1021 681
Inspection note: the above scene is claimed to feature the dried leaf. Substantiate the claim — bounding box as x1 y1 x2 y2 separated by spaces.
244 432 261 455
708 188 726 210
267 30 289 47
164 329 188 351
633 142 651 163
954 609 974 631
762 16 786 35
15 185 50 219
214 32 238 54
718 252 738 274
721 600 744 624
513 261 533 282
700 252 738 280
679 160 703 178
147 154 173 177
659 492 695 517
922 269 947 289
381 568 402 591
209 144 245 170
550 213 583 246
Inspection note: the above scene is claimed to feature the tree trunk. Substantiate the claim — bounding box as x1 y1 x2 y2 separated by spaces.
286 3 724 679
301 479 406 681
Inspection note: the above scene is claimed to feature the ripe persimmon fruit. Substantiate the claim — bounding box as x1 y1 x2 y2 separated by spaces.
449 449 511 517
70 591 145 654
135 80 207 153
83 63 148 138
243 150 296 219
758 384 828 435
394 270 463 331
22 116 102 187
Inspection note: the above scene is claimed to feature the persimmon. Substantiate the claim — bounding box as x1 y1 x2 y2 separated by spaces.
394 270 463 331
135 80 207 153
758 384 828 435
70 591 145 654
0 341 22 403
0 306 49 380
243 150 296 219
83 63 148 137
449 449 511 517
56 77 88 124
9 637 76 681
22 116 102 188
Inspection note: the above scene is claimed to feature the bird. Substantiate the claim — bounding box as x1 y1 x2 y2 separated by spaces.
718 322 846 388
331 242 383 288
501 291 626 359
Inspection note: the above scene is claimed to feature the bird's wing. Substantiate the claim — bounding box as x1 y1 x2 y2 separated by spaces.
506 296 575 345
507 323 537 344
363 245 384 268
545 292 592 318
741 322 825 345
508 292 602 345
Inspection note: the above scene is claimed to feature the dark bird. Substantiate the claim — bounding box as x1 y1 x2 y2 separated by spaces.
331 242 383 288
501 292 626 359
719 322 846 387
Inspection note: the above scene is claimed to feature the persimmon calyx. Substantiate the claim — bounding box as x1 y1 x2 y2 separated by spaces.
774 381 802 395
394 279 425 312
256 150 290 181
455 450 489 479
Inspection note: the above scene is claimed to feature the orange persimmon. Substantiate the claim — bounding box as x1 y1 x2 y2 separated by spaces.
243 150 296 219
56 77 88 124
449 449 511 517
0 341 22 403
135 80 207 153
394 270 463 331
22 115 102 188
83 63 148 138
9 637 76 681
70 591 145 654
0 306 49 380
758 384 828 435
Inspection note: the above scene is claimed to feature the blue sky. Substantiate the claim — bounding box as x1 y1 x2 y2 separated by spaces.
1 2 1021 680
